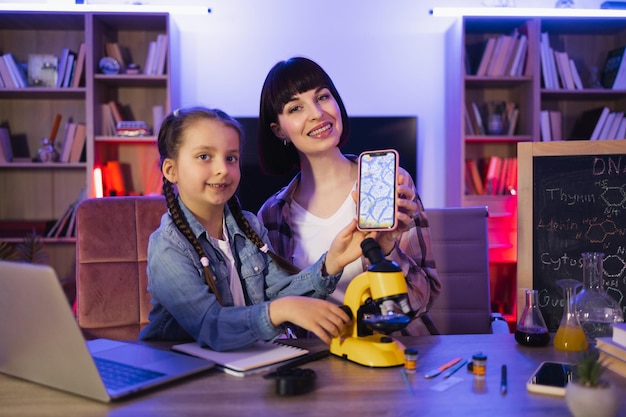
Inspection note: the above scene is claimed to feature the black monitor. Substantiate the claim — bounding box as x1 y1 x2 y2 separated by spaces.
236 116 417 213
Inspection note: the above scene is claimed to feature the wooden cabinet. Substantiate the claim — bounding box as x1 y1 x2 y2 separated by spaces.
444 14 626 325
0 11 178 279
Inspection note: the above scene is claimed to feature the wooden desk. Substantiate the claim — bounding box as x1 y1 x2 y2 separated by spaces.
1 334 625 417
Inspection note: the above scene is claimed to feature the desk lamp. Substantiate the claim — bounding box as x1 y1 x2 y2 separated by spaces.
330 238 412 367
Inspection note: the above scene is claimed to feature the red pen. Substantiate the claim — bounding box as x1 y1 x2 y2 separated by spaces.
424 357 463 379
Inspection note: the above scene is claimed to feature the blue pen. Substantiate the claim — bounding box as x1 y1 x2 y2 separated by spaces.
501 364 508 395
401 368 415 396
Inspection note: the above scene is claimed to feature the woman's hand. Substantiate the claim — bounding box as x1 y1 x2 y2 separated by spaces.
324 219 371 275
377 172 418 254
269 297 352 344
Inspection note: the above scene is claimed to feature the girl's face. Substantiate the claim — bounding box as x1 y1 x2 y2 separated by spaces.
163 118 241 214
271 87 343 156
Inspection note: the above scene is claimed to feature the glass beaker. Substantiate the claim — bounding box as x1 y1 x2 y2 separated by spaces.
553 279 588 352
515 289 550 347
575 252 624 345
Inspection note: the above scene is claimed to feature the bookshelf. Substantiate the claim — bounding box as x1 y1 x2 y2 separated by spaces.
445 15 626 326
0 11 178 279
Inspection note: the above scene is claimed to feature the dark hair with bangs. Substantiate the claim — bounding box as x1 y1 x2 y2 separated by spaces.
258 57 350 176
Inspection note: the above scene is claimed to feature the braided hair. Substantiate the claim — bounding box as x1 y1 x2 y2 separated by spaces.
157 107 299 306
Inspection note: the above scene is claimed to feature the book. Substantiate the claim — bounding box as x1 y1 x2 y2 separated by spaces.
0 57 16 88
606 112 624 140
598 350 626 379
612 322 626 347
554 51 575 90
616 117 626 139
596 337 626 362
59 122 77 163
172 341 311 377
154 34 168 75
55 48 70 88
569 58 584 90
596 111 616 140
590 106 612 140
540 110 552 141
476 37 496 77
69 123 86 163
0 127 13 162
61 52 76 88
105 42 126 73
601 46 626 89
71 42 86 88
549 110 563 141
2 53 26 88
144 40 157 75
466 159 484 195
508 34 527 76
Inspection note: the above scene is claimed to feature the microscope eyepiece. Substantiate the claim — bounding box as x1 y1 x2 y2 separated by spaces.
361 238 400 272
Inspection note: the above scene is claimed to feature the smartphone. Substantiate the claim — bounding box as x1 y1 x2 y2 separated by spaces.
526 361 574 397
357 149 399 231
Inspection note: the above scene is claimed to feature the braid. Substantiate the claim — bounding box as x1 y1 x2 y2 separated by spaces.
163 177 224 305
227 197 300 275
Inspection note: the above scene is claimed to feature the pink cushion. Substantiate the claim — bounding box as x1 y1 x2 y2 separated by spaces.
76 196 166 339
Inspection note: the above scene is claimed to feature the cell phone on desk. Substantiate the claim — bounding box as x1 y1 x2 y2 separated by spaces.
357 149 398 231
526 361 574 397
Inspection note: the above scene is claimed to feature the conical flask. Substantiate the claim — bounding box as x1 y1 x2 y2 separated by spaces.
553 279 588 352
515 289 550 347
575 252 624 344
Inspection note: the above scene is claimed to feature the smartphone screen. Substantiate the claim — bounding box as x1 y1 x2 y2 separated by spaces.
357 149 398 231
526 361 574 396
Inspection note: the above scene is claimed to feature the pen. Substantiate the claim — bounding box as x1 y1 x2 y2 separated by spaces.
501 364 507 395
401 368 415 396
442 358 468 379
424 357 463 379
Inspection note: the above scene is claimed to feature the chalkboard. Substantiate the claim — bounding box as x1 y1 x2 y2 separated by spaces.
518 141 626 332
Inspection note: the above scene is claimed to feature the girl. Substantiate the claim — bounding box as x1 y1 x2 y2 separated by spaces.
257 57 442 335
139 107 367 351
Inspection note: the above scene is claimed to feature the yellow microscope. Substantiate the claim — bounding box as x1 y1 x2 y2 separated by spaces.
330 238 413 367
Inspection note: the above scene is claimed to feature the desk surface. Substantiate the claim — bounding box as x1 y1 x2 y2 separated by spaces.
1 334 624 417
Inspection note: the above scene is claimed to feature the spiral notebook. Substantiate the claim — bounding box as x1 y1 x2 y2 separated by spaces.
172 341 312 377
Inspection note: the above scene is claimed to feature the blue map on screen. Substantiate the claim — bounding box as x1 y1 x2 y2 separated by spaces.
358 151 396 229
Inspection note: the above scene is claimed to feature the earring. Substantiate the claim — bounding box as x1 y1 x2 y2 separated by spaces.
283 140 287 146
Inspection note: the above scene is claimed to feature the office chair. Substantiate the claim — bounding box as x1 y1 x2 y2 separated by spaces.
426 206 509 334
75 196 166 340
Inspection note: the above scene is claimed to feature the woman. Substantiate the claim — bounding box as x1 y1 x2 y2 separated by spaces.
256 57 442 335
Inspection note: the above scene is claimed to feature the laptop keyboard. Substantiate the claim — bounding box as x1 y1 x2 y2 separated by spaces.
94 357 166 391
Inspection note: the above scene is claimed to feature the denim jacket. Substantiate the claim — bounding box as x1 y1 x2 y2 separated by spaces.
139 199 341 351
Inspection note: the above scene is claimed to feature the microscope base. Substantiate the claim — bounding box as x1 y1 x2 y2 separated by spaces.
330 334 405 367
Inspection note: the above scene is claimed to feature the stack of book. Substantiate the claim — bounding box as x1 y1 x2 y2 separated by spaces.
596 323 626 378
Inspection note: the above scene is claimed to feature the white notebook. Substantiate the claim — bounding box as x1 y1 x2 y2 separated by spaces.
172 341 309 377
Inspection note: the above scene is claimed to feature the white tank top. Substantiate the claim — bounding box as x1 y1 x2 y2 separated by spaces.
290 186 363 305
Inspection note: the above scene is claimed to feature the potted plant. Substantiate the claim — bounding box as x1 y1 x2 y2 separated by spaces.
565 349 620 417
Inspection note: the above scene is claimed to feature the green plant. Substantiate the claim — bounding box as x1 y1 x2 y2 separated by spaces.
573 348 606 388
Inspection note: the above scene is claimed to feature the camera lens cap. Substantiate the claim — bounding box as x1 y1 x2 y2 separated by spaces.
264 367 317 396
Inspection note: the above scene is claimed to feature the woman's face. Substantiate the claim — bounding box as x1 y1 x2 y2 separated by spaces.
271 87 343 157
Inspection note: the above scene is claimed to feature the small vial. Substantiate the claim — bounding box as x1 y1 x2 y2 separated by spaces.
404 348 418 374
472 352 487 377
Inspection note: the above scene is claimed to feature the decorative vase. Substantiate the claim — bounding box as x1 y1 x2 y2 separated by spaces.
565 380 620 417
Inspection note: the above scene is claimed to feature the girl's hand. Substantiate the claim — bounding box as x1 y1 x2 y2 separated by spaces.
324 219 371 275
377 172 418 254
269 297 351 344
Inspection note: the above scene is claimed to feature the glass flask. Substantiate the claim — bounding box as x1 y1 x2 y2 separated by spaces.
515 289 550 347
575 252 624 345
553 279 588 352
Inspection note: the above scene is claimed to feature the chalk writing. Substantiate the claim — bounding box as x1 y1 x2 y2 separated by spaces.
533 155 626 331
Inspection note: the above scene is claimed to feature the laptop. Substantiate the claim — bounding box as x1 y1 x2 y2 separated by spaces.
0 260 215 402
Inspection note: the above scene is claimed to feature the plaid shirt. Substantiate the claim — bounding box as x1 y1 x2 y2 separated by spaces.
257 157 442 336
